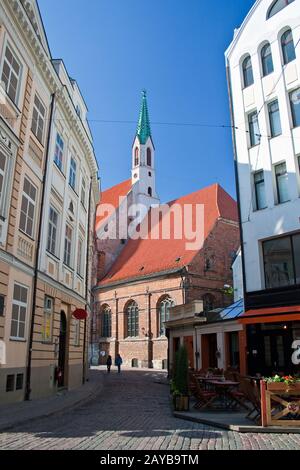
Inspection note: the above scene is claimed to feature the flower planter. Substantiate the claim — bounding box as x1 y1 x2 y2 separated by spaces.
266 383 300 393
173 395 189 412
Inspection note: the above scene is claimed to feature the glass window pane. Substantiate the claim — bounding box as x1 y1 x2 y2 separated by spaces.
262 44 274 76
276 163 289 203
292 234 300 284
282 30 296 64
263 236 295 288
243 56 254 87
10 319 18 337
268 100 282 137
290 89 300 128
249 112 260 146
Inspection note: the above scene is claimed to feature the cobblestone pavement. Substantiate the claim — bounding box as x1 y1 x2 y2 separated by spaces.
0 369 300 450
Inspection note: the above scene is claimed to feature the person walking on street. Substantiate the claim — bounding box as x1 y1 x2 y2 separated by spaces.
106 355 112 373
115 354 123 373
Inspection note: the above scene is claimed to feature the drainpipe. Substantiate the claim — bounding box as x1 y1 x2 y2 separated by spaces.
226 63 247 303
25 93 56 401
82 176 93 384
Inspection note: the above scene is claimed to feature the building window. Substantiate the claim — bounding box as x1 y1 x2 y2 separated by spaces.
267 0 295 19
1 45 21 105
290 88 300 128
158 297 174 337
148 187 152 197
31 95 46 143
81 178 86 207
248 111 260 147
254 171 267 210
42 296 53 343
69 157 77 190
19 177 37 238
126 301 139 337
275 162 289 204
54 133 64 171
263 233 300 288
242 55 254 88
268 100 282 137
261 43 274 76
77 238 83 276
47 206 59 256
203 294 215 313
74 319 80 346
6 375 14 392
0 150 7 204
281 29 296 65
76 105 82 118
147 148 152 166
101 306 112 338
16 373 24 390
64 225 72 267
10 283 28 340
134 147 139 166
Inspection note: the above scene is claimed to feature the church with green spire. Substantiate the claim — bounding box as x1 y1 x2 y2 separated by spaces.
131 90 159 208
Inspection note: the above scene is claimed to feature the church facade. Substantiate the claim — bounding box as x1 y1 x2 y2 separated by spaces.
92 92 240 369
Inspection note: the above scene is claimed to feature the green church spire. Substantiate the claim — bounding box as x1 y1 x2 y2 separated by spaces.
136 89 151 145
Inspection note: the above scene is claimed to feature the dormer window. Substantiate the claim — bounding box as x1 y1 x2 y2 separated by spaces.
134 147 139 166
267 0 295 19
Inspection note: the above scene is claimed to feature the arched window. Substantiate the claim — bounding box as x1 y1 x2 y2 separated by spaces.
281 29 296 65
126 301 139 337
202 294 215 313
147 148 152 166
148 187 152 197
101 305 112 338
261 43 274 76
242 55 254 88
158 297 175 336
134 147 139 166
267 0 295 19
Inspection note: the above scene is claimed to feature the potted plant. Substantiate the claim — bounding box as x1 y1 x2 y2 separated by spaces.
264 375 300 392
172 346 190 411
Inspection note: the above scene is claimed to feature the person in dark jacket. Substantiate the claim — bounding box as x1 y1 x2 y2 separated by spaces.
106 355 112 373
115 354 123 373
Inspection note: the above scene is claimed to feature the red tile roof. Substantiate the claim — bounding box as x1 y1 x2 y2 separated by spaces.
98 183 238 287
95 179 132 230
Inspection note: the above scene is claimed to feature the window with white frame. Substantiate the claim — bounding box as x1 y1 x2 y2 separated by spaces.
74 319 80 346
19 177 37 238
64 224 72 267
0 149 7 203
31 95 46 143
1 45 22 105
10 283 28 340
77 238 83 276
248 111 260 147
47 206 59 256
54 133 64 171
81 178 86 207
275 162 289 204
42 296 53 343
253 171 267 210
69 157 77 190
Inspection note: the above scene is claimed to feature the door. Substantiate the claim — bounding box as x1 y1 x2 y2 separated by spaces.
58 311 67 387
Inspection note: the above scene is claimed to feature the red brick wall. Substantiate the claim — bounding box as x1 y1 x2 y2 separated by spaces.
93 218 240 369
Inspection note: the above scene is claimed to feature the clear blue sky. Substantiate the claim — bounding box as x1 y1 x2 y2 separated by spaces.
38 0 255 202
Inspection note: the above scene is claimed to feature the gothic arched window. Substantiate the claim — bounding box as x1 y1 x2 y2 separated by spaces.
281 29 296 65
101 305 112 338
158 297 175 336
202 294 215 313
134 147 139 166
267 0 295 19
147 148 152 166
242 55 254 88
126 301 139 337
261 43 274 76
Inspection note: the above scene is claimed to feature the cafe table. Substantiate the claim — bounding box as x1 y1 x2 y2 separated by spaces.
205 380 240 410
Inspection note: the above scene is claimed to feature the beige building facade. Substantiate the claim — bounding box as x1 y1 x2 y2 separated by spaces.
0 0 99 403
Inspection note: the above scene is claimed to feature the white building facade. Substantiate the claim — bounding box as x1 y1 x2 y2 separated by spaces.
226 0 300 375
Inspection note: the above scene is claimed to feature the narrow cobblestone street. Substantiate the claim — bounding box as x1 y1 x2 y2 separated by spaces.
0 369 300 450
